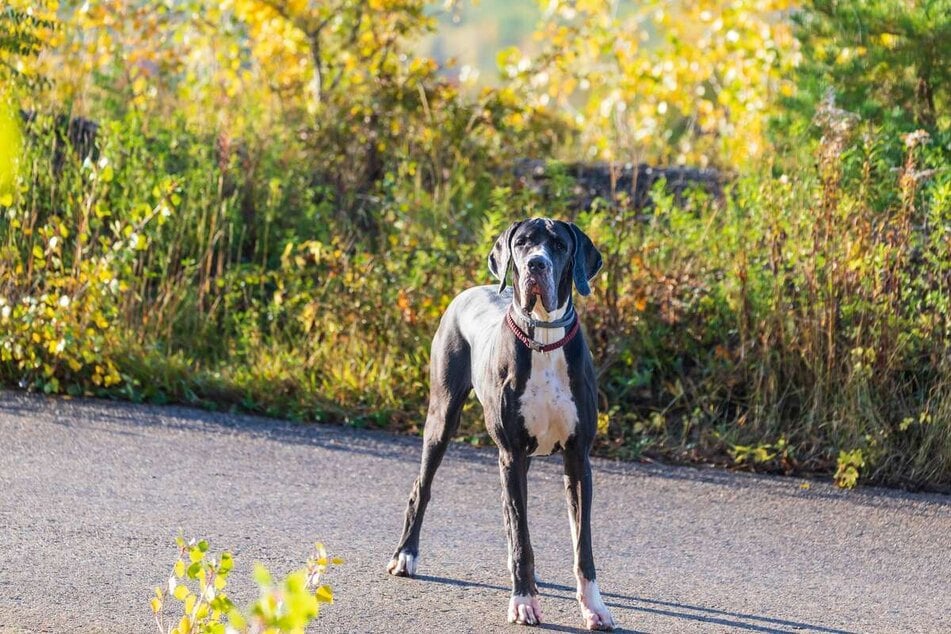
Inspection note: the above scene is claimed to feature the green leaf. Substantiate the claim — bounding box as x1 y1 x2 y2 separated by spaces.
284 570 307 594
174 560 186 578
219 552 233 574
173 584 189 601
211 596 234 612
252 563 272 587
227 608 247 630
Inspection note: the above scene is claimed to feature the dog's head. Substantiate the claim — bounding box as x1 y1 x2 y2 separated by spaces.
488 218 603 314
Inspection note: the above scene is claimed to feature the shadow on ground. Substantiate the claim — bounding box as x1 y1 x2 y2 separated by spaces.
415 574 858 634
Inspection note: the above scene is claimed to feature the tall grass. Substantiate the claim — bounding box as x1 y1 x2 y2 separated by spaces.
581 100 950 488
1 104 949 489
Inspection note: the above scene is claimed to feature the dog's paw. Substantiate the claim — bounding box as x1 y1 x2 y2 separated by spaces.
578 580 615 631
508 594 542 626
386 551 417 577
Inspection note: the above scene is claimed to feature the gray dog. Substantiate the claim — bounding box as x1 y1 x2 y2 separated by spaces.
387 218 615 630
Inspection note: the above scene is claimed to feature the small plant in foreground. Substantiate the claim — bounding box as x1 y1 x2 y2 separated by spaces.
150 536 341 634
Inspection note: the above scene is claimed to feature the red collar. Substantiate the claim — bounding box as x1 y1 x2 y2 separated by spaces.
505 309 580 353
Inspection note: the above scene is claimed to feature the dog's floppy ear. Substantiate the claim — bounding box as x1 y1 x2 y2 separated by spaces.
487 221 522 293
568 222 603 296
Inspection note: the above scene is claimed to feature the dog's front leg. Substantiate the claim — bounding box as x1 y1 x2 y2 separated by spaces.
498 450 542 626
564 445 615 631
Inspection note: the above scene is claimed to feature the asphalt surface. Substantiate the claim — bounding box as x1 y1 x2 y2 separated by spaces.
0 391 949 634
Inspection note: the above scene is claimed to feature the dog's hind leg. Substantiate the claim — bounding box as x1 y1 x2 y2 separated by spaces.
388 326 471 577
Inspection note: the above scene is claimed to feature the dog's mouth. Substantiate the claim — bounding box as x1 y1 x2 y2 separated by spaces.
521 273 558 314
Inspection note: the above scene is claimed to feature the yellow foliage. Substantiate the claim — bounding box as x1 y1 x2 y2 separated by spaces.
0 102 20 197
31 0 436 138
513 0 798 167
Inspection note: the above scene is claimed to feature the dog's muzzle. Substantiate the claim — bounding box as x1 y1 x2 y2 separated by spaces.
521 256 558 312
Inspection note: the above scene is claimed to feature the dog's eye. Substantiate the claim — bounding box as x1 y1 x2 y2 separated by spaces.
553 240 567 251
514 237 527 247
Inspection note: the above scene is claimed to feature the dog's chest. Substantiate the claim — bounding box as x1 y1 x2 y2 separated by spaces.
518 348 578 456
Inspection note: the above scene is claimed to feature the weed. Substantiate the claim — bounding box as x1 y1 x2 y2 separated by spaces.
151 536 340 634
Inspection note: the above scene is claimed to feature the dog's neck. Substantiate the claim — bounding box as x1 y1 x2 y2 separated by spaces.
530 301 568 322
520 298 572 345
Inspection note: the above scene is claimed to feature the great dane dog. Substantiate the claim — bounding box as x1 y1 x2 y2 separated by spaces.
387 218 615 630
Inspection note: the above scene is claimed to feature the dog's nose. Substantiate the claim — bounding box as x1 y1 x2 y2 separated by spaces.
527 257 549 274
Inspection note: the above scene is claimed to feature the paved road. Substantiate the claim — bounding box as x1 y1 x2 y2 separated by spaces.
0 392 949 633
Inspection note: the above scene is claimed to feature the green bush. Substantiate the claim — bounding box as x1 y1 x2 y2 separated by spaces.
2 1 949 490
3 102 950 489
788 0 950 135
581 109 950 488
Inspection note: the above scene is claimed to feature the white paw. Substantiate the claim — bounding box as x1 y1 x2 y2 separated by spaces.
508 594 543 626
386 551 417 577
577 579 615 631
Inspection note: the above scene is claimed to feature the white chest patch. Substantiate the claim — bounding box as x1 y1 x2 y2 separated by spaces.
519 347 578 456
